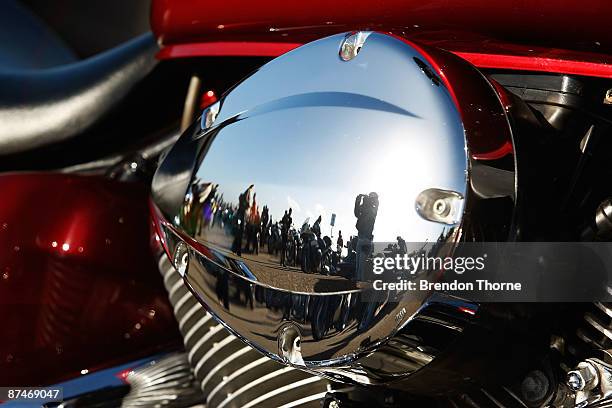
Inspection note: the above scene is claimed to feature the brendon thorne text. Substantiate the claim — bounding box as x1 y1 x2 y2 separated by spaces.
369 253 522 294
373 279 522 292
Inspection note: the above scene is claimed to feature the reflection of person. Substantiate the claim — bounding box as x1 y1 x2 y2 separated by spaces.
280 208 292 266
247 195 260 254
312 215 322 239
397 236 407 255
260 206 269 248
337 231 343 254
232 184 253 257
197 183 218 235
354 192 379 281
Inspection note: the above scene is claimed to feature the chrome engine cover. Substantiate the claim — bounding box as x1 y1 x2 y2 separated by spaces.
151 32 516 386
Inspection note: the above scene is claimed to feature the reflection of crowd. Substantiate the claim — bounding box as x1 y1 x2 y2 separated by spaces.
209 249 391 340
184 183 429 342
227 186 382 282
190 185 395 341
181 180 220 236
186 182 384 282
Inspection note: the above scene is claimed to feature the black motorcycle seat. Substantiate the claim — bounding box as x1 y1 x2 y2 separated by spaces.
0 0 77 70
0 30 158 155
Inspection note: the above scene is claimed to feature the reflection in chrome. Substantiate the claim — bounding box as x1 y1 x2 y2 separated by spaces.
121 353 204 408
173 241 190 277
202 100 221 130
339 31 372 61
151 31 516 385
158 255 332 407
415 188 464 225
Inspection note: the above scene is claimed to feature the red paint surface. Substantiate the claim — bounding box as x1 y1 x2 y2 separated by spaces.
157 43 612 79
0 173 181 386
151 0 612 78
157 42 301 59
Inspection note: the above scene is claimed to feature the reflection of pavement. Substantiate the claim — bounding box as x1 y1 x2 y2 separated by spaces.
196 225 358 293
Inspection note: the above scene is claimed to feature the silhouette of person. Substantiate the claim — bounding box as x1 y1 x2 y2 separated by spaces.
354 192 379 281
337 231 344 254
312 215 322 239
248 205 261 254
232 184 253 257
280 208 293 266
397 236 407 255
260 205 269 248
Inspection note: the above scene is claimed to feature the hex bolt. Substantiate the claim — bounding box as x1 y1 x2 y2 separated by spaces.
567 370 585 391
604 89 612 105
567 362 597 392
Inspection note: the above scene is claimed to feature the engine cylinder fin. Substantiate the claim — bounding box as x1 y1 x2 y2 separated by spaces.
157 254 332 407
121 353 204 408
206 357 274 404
449 386 530 408
199 346 253 392
240 376 325 408
576 303 612 356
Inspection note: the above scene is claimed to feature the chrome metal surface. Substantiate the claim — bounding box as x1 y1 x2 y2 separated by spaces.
151 31 514 385
121 353 204 408
339 31 371 61
604 89 612 105
202 101 220 130
563 353 612 408
173 241 190 277
567 370 588 392
577 303 612 350
158 254 332 408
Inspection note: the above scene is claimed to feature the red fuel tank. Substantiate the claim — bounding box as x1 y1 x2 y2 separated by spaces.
0 173 181 385
151 0 612 78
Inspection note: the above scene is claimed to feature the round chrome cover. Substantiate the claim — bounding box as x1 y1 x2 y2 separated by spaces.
151 32 513 385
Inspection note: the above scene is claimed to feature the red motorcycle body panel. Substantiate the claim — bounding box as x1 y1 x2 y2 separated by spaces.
0 173 181 385
151 0 612 78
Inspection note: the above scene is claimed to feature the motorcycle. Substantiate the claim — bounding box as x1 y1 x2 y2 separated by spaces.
3 1 612 408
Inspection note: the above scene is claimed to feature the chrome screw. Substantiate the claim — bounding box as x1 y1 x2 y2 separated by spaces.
567 363 597 392
433 198 448 216
173 242 190 277
201 101 220 130
415 188 464 225
567 370 586 391
278 324 303 365
339 31 371 61
604 89 612 105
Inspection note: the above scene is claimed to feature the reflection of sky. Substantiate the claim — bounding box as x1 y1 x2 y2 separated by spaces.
196 94 466 243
